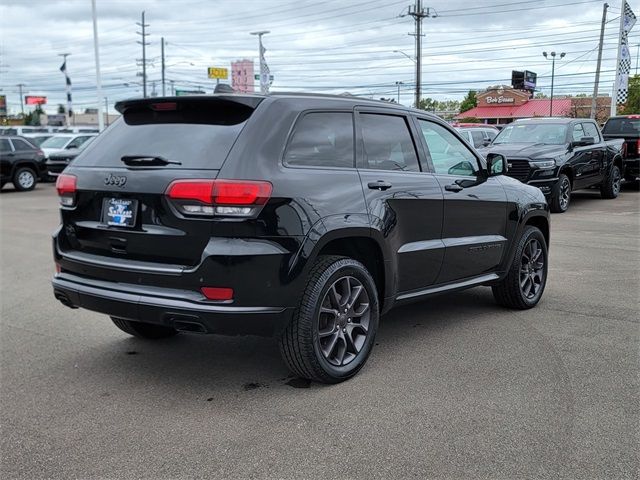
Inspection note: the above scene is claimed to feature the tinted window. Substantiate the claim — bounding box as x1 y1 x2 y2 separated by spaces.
67 136 93 149
572 124 585 142
0 139 11 152
284 112 354 168
470 130 484 147
419 120 479 177
11 139 35 151
73 100 252 170
602 118 640 135
485 130 497 140
360 114 419 171
582 122 600 140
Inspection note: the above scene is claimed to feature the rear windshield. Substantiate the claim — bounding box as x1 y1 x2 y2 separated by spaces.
73 100 254 170
602 118 640 136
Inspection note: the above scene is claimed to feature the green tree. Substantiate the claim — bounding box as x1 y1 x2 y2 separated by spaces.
24 105 42 126
57 104 66 114
417 97 438 111
534 92 548 99
459 90 477 113
621 75 640 114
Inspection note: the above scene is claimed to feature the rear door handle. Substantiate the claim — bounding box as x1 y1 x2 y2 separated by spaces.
444 183 463 192
367 180 392 191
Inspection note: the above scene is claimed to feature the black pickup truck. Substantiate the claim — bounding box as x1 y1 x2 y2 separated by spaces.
602 115 640 183
480 118 624 213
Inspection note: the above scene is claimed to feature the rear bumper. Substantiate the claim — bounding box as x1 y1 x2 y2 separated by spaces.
52 272 293 337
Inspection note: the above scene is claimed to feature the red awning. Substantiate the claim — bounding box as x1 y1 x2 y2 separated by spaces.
456 98 572 120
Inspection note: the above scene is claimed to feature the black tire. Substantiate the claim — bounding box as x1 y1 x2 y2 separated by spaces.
492 226 548 310
600 165 621 199
550 173 571 213
0 182 5 190
111 317 178 339
278 255 380 384
12 167 37 191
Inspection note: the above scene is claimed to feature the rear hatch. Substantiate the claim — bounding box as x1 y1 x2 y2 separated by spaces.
57 96 261 267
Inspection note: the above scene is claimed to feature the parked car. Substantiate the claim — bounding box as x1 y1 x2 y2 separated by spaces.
22 133 54 146
0 135 47 191
454 124 500 148
40 133 97 158
479 118 624 213
46 138 94 177
52 94 550 383
0 126 51 136
602 115 639 183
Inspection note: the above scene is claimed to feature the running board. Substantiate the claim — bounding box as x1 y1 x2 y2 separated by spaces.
395 273 499 301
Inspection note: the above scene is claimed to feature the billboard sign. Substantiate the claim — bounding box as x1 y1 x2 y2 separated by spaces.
207 67 228 80
523 71 537 90
25 96 47 105
0 95 6 116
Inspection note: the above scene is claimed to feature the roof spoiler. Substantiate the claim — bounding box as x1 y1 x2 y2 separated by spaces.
115 95 264 114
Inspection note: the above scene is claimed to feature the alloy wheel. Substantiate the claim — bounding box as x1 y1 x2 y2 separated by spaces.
559 177 570 210
613 168 621 195
18 171 35 189
519 238 545 300
317 276 370 367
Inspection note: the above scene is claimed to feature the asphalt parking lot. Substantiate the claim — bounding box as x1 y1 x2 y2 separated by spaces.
1 182 638 479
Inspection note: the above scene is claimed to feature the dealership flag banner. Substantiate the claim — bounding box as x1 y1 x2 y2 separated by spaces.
615 1 637 105
259 40 271 95
59 59 73 118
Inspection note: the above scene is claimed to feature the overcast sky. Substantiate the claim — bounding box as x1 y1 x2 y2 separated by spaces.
0 0 638 114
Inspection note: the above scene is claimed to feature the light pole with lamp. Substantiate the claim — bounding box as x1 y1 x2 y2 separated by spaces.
395 81 404 104
542 51 565 117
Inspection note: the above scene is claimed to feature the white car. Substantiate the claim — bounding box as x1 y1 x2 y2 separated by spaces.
39 134 97 157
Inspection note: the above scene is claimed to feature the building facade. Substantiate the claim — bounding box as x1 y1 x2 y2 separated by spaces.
231 59 255 93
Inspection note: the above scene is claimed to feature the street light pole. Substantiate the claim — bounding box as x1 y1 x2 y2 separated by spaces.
543 51 565 116
91 0 104 132
16 83 25 117
250 31 270 94
395 81 404 104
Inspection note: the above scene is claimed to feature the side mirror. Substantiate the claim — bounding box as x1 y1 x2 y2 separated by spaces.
573 136 595 147
486 153 508 176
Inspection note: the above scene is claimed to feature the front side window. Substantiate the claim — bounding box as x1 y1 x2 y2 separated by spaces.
284 112 354 168
419 120 480 177
359 113 419 171
572 124 585 142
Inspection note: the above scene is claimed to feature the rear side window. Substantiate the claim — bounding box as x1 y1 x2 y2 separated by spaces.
11 139 35 151
470 130 484 147
73 99 255 170
284 112 354 168
360 113 420 172
581 122 600 140
0 139 11 152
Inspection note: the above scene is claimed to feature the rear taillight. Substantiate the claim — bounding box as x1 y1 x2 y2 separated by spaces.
636 139 640 153
56 173 77 207
166 179 272 217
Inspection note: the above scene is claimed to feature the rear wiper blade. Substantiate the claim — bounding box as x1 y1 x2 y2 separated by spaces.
121 155 182 166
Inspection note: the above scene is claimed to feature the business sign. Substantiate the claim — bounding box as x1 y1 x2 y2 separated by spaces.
25 95 47 105
175 89 206 96
254 74 274 81
0 95 6 116
207 67 228 80
485 96 515 104
47 114 66 126
523 70 537 90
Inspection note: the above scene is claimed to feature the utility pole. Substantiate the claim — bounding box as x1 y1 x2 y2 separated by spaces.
250 31 270 94
170 80 175 95
591 3 609 119
91 0 104 132
405 1 436 108
16 83 25 117
104 97 109 127
136 11 150 98
161 37 166 96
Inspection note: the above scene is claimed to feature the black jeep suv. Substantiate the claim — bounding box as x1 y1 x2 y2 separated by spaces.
52 94 550 383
